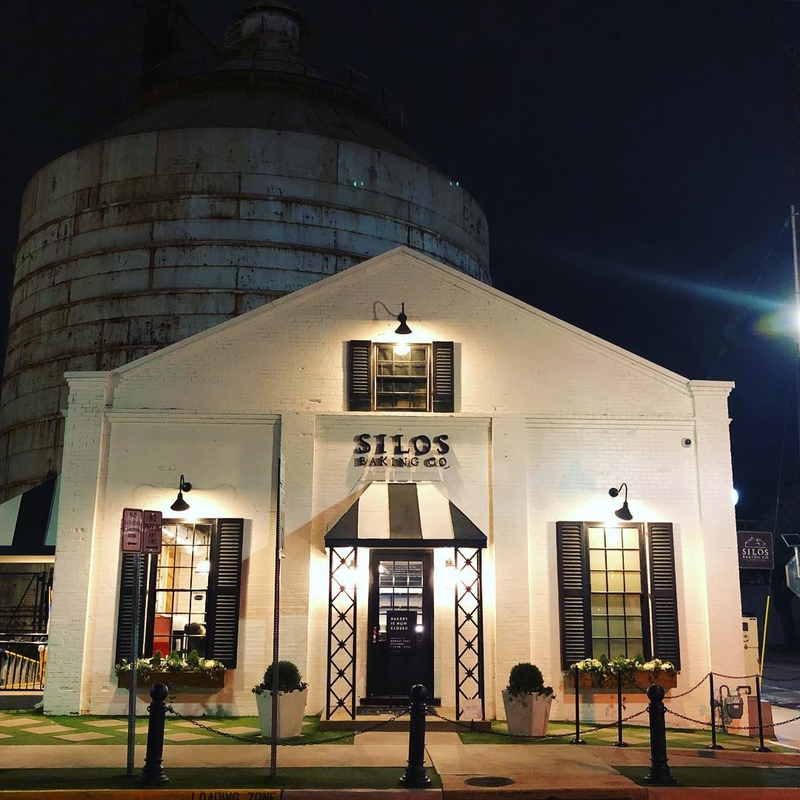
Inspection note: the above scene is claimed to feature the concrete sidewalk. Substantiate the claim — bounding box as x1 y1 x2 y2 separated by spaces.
3 724 800 799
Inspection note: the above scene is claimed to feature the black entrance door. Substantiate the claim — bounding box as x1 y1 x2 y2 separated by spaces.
365 550 433 703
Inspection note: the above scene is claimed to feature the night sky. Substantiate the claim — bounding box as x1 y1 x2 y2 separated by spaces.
4 1 799 519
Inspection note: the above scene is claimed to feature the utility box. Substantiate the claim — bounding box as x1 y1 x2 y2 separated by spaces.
742 616 759 678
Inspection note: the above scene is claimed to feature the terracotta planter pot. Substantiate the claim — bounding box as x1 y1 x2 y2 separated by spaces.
567 670 676 692
501 690 553 737
117 671 226 692
255 687 308 739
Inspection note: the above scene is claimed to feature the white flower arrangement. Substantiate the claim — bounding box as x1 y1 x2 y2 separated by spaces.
571 655 676 676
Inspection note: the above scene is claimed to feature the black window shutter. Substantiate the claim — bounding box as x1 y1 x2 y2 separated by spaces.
647 523 681 670
115 552 149 666
432 341 455 413
347 340 372 411
556 521 592 669
206 518 244 668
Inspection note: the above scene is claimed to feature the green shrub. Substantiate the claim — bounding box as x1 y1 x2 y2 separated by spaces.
252 660 307 694
506 662 554 698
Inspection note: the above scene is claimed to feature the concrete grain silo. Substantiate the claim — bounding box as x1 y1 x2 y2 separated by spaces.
0 4 489 501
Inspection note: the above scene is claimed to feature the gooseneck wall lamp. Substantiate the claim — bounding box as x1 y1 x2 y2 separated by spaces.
608 483 633 521
170 474 193 512
394 303 412 335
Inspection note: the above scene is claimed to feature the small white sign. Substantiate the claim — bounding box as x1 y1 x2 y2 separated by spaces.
460 698 482 721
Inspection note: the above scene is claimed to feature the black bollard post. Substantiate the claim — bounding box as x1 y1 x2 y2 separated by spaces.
140 683 169 785
643 684 676 786
570 664 585 745
613 672 628 747
400 684 431 788
707 672 722 750
754 674 770 753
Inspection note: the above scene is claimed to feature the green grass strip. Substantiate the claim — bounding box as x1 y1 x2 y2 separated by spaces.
0 713 353 746
0 767 440 791
618 765 800 788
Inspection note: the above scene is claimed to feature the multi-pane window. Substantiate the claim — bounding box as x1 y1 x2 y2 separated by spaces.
116 518 244 668
151 521 212 657
375 345 429 410
347 340 455 413
556 521 680 670
377 557 424 634
588 525 646 659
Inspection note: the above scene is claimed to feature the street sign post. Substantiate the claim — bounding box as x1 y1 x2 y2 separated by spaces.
120 507 163 776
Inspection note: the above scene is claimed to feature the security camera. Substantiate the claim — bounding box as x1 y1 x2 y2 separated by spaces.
681 438 692 448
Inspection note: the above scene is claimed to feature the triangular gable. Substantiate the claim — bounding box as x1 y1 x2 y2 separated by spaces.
108 246 697 392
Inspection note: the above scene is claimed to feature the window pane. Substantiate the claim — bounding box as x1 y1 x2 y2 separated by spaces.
590 571 607 591
592 616 609 637
625 572 641 593
623 550 640 571
628 639 644 657
589 550 606 570
607 571 624 592
605 528 622 549
593 638 608 655
591 594 607 615
607 594 624 615
588 527 605 548
608 618 626 638
609 639 627 658
625 595 641 614
622 528 638 548
627 617 643 637
606 550 623 571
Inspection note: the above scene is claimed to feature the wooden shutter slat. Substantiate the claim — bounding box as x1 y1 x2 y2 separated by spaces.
206 518 244 668
432 341 455 413
556 521 591 669
647 523 681 670
115 552 148 666
348 340 372 411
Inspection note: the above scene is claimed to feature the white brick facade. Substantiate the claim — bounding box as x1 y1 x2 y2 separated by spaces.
43 248 743 724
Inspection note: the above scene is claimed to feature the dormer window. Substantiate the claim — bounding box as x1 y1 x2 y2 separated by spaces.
347 341 454 412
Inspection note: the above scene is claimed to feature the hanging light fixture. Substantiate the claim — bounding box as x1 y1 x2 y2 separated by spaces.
394 302 412 335
170 474 192 512
608 483 633 521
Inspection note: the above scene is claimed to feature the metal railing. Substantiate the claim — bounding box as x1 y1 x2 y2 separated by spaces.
0 634 47 690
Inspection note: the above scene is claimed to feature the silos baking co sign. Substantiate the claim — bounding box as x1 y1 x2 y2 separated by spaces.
737 531 773 569
353 433 450 469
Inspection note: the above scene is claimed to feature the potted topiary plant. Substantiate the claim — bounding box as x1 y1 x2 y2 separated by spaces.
501 662 555 737
252 660 308 739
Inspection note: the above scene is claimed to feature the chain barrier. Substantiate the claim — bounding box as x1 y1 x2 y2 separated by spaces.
428 705 648 742
668 671 710 699
666 706 800 730
161 666 800 753
713 671 760 681
166 704 409 746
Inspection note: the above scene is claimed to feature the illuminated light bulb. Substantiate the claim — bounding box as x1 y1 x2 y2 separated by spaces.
394 342 410 356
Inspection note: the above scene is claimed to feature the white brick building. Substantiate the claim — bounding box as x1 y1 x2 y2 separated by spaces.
43 248 745 723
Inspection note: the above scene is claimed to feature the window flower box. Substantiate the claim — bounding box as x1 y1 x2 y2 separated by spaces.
117 670 226 692
116 651 226 693
568 657 677 692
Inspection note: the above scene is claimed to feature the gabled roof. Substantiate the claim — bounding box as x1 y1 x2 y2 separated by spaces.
107 246 712 396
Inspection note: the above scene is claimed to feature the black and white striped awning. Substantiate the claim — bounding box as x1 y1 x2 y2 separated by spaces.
324 482 487 549
0 476 59 556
